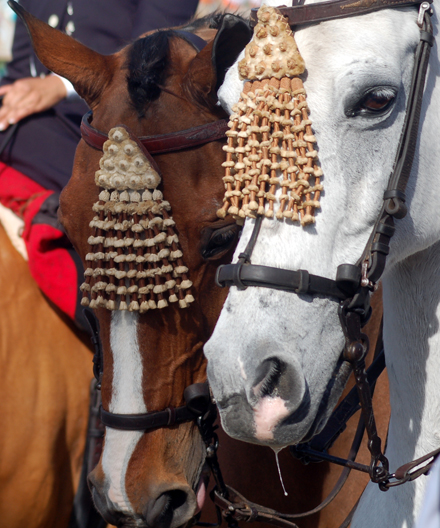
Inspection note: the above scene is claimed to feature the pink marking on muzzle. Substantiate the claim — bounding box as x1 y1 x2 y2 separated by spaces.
253 396 290 441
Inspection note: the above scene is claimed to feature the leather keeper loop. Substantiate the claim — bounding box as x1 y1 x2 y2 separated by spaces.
375 222 395 238
383 189 406 201
371 242 390 255
420 30 435 46
336 264 362 295
215 265 226 288
296 269 310 294
166 407 176 426
232 262 248 290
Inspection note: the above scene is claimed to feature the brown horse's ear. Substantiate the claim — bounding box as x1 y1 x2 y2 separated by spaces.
185 14 252 107
8 0 116 108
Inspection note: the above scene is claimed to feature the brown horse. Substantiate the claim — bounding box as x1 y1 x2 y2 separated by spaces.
13 4 389 528
0 222 92 528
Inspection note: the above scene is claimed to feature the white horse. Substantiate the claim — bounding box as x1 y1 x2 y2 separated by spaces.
205 0 440 526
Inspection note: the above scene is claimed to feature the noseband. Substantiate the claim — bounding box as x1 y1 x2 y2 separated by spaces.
216 0 436 490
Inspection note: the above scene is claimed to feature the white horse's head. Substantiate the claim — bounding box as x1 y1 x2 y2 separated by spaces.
205 0 439 447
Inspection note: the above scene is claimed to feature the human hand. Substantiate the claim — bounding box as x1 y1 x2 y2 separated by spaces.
0 75 68 131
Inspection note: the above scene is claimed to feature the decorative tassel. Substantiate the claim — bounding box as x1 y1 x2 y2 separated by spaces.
81 126 194 311
218 5 322 226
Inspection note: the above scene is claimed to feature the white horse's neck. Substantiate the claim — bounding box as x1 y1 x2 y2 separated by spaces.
353 241 440 527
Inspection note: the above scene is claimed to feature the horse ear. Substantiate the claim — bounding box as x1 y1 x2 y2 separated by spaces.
212 14 252 92
7 0 116 108
185 14 252 106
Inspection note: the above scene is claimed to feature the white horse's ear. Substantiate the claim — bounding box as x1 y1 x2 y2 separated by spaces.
212 14 253 92
8 0 116 108
185 14 252 108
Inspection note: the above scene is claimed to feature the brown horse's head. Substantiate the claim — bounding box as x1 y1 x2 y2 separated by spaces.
12 2 251 526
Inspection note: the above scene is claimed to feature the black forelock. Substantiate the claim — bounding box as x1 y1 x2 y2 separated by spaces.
126 30 173 117
126 13 247 117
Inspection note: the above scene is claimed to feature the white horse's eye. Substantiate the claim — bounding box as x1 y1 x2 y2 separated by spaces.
348 87 397 117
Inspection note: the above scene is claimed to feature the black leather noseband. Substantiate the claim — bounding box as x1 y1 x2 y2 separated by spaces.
99 382 213 432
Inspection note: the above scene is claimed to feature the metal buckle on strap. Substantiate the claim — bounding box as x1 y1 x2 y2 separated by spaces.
418 1 432 27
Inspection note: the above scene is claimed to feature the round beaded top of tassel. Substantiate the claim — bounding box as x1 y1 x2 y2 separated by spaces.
81 126 194 312
218 5 323 227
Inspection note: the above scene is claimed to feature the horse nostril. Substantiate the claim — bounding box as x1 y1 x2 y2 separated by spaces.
253 357 286 399
145 489 189 528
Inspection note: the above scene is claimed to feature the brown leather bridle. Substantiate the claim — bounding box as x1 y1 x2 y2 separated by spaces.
80 105 229 432
80 111 228 155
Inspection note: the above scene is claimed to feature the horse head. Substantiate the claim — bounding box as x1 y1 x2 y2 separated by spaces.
205 0 437 454
11 2 251 526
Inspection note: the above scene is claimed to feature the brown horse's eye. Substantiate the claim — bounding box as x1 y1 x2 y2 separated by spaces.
201 224 241 260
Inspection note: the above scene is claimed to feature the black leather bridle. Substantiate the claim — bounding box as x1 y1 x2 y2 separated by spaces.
215 0 436 491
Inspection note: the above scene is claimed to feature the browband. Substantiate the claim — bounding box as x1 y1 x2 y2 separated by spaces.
80 111 228 154
250 0 432 27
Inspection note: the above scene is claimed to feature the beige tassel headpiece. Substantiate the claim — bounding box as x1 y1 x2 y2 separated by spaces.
218 5 323 226
81 126 194 312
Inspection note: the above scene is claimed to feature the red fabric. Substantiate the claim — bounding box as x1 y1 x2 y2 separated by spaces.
0 161 78 320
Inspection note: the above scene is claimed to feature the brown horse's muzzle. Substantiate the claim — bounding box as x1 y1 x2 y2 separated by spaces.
88 469 198 528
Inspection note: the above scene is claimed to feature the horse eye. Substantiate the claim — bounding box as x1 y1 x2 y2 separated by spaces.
361 91 395 112
201 224 241 260
348 87 397 117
